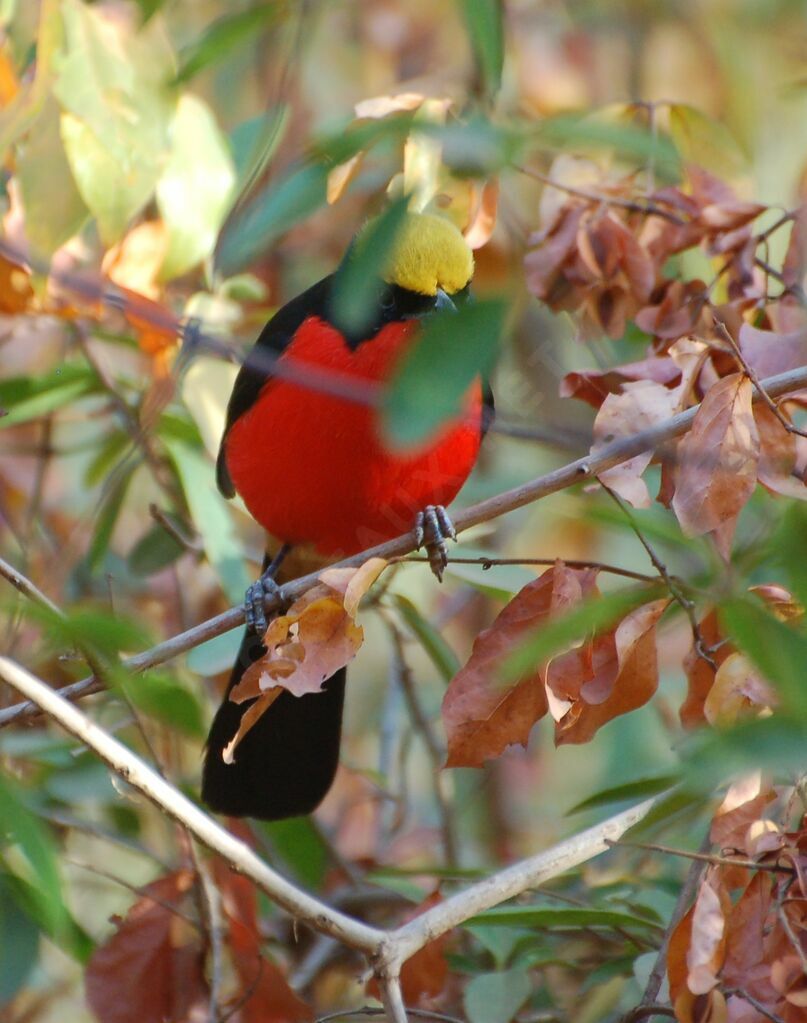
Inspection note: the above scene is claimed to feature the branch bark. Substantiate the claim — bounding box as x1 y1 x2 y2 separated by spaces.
3 361 807 729
0 656 664 988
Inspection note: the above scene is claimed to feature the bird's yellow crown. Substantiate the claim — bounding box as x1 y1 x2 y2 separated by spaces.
380 212 474 296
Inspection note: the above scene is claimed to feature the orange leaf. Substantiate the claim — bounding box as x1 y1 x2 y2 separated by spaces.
441 562 593 768
463 179 499 249
552 598 668 745
223 560 386 760
672 374 759 538
0 253 34 313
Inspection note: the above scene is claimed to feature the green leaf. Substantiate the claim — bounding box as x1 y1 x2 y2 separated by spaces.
230 104 289 196
467 906 663 932
535 111 681 183
331 196 411 336
682 717 807 788
215 161 329 277
719 596 807 716
187 630 243 677
60 111 157 244
174 3 283 84
17 98 87 257
123 672 205 737
84 431 130 487
567 775 678 815
394 594 460 682
383 298 505 448
88 467 135 571
458 0 503 100
0 772 65 935
165 439 250 604
504 585 662 682
464 965 531 1023
258 817 329 890
0 870 93 963
668 103 748 178
0 874 39 1003
30 605 150 662
127 523 186 577
0 364 97 428
54 0 176 242
156 94 236 280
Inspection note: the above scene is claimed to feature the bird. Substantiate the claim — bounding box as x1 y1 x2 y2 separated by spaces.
201 210 493 820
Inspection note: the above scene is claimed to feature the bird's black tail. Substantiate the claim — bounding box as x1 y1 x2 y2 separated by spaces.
201 626 346 821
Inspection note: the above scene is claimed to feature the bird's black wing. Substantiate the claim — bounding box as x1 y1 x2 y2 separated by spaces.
216 274 334 497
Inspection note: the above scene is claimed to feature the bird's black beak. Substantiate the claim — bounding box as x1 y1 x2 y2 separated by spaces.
434 288 457 314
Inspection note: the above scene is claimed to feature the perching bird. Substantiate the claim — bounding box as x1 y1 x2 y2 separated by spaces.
202 211 493 820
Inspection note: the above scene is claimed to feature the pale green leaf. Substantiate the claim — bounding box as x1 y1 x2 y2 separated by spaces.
17 99 87 257
157 94 236 280
464 966 531 1023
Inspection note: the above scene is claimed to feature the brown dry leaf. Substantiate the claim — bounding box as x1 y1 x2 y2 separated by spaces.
686 869 730 995
738 323 807 381
224 560 386 761
441 562 592 768
672 374 760 538
85 871 208 1023
593 380 680 507
674 988 728 1023
704 653 778 727
755 404 807 500
216 862 312 1022
680 609 731 728
561 353 681 409
710 773 776 853
668 903 695 1003
552 598 668 745
721 873 779 1011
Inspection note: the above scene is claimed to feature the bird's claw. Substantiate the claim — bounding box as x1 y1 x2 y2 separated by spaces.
244 575 284 636
414 505 457 582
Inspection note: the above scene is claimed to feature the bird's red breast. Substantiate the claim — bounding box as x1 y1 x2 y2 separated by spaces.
224 315 483 558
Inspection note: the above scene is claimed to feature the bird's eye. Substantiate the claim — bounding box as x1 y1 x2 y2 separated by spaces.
380 289 396 314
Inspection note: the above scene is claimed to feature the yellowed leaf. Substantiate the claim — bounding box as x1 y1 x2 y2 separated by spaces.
703 652 777 727
102 220 169 300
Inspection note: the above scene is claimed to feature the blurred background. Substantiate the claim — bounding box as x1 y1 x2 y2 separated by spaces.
2 1 807 1020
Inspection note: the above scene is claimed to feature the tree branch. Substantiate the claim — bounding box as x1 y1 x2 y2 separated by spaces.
0 655 665 988
3 361 807 728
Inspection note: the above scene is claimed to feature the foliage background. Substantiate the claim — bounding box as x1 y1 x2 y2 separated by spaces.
2 1 807 1022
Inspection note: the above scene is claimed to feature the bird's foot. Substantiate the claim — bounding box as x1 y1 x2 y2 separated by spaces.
245 544 292 635
414 504 457 582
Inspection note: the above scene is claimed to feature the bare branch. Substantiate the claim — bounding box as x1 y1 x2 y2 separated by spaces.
0 656 385 955
0 656 666 986
4 360 807 729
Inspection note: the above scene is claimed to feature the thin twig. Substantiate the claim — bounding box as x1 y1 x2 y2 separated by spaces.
628 832 712 1014
396 554 662 586
776 877 807 974
605 838 794 875
149 503 203 554
713 316 807 439
384 617 458 866
0 553 63 617
4 360 807 728
315 1008 465 1023
723 988 785 1023
599 483 715 669
518 165 688 225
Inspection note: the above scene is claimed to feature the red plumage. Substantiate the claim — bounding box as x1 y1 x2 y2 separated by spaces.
224 315 483 557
